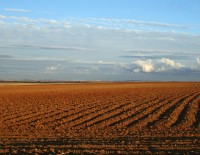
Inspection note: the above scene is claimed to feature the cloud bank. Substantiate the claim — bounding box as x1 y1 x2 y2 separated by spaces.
0 14 199 81
123 58 198 74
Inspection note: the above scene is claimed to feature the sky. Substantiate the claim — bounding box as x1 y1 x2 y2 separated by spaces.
0 0 200 81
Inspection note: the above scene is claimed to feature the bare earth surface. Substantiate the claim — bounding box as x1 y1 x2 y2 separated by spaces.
0 82 200 154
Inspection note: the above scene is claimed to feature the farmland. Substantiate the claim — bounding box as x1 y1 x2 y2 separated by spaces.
0 82 200 154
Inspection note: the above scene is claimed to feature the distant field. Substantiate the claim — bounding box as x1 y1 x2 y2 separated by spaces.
0 82 200 154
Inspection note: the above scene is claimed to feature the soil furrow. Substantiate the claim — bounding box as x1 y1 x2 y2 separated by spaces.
1 82 200 154
146 92 196 128
192 102 200 128
108 95 174 127
6 103 95 128
48 100 118 128
170 94 200 127
72 101 134 128
126 93 188 128
85 97 159 128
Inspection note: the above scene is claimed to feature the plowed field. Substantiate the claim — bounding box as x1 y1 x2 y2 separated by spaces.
1 82 200 154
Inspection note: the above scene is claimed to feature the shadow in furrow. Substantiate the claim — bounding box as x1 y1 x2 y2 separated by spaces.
192 102 200 128
126 99 167 127
82 99 156 127
147 93 194 127
108 98 164 127
85 97 158 128
126 92 190 127
72 101 132 128
170 94 199 127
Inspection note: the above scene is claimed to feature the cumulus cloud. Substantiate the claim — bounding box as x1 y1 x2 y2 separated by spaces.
197 57 200 65
134 60 154 73
194 57 200 71
4 8 31 13
123 58 187 73
160 58 184 69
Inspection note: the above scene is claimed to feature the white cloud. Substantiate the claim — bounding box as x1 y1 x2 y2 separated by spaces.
0 15 6 19
134 60 154 73
65 17 187 29
197 57 200 65
10 16 36 23
46 66 58 71
160 58 184 69
121 19 187 29
123 58 188 73
0 15 199 56
38 19 58 25
44 65 62 73
0 15 199 81
97 60 117 65
0 15 189 31
4 8 31 13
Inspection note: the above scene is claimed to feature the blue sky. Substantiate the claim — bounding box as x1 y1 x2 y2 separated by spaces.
0 0 200 81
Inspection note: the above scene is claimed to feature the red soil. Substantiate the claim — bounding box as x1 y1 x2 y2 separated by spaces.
1 82 200 154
